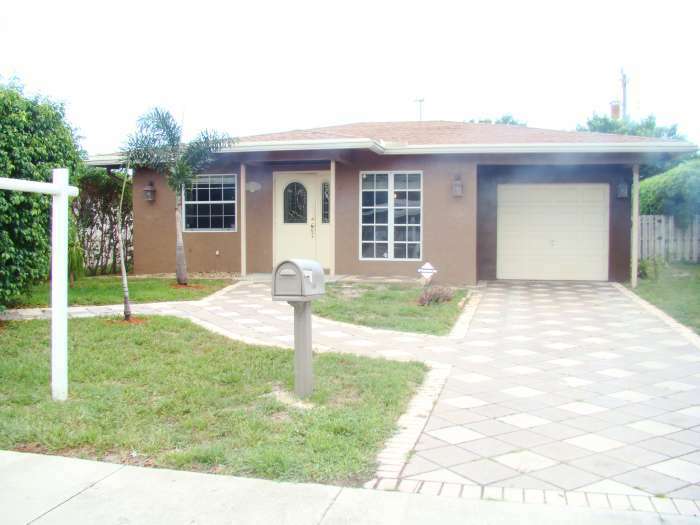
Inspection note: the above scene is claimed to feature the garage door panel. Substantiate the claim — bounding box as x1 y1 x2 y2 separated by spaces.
575 231 608 249
500 238 548 255
497 183 609 281
500 257 607 281
580 210 609 232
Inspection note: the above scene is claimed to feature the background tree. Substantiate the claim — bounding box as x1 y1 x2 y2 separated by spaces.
0 82 82 307
577 114 680 139
469 114 526 126
577 114 691 177
125 108 235 285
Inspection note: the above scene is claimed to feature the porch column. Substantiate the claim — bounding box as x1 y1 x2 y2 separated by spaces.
240 163 247 277
330 160 336 276
630 164 640 288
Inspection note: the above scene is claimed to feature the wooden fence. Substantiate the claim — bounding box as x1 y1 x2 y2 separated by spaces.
639 215 700 262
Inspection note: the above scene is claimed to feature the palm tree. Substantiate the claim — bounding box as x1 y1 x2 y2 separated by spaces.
124 108 235 285
115 167 132 320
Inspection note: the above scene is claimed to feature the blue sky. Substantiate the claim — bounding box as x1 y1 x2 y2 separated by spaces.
2 0 698 154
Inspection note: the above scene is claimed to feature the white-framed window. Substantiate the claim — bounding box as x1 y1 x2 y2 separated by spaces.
183 174 237 231
359 171 422 261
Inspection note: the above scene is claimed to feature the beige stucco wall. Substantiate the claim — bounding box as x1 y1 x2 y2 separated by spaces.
334 153 477 285
132 169 241 274
133 156 478 284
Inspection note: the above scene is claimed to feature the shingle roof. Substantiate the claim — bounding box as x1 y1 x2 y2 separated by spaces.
87 120 695 167
240 120 665 146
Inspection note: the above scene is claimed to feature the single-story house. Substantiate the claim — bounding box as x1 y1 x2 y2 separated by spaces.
89 121 696 285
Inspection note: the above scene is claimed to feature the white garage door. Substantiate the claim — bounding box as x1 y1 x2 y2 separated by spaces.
497 183 610 281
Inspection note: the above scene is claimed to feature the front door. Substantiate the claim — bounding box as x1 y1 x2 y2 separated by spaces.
274 171 331 270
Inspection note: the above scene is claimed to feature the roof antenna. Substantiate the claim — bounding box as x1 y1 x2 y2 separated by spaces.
414 98 424 121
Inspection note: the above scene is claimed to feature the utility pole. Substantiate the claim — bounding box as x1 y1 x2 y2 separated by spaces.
415 98 424 121
620 69 628 120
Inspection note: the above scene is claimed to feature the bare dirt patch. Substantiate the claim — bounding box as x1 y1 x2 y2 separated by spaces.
170 283 206 290
106 317 147 325
328 387 362 407
271 411 292 423
265 385 315 410
14 442 50 454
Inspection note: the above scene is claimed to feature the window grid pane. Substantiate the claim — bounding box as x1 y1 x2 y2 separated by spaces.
183 174 237 231
360 172 421 260
321 182 330 224
360 172 390 259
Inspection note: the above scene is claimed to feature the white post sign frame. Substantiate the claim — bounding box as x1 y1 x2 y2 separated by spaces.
0 169 78 400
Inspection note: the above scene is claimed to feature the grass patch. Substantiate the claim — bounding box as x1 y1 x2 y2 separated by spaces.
0 316 425 484
11 276 230 307
633 262 700 334
312 282 467 335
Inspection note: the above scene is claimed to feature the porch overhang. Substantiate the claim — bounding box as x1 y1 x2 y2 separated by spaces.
86 137 696 168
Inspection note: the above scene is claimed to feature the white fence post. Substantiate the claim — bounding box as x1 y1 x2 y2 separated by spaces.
0 169 77 401
51 168 70 401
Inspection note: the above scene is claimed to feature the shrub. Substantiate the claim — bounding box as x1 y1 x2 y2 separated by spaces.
640 159 700 229
72 167 133 275
0 82 82 308
418 285 454 306
638 257 665 280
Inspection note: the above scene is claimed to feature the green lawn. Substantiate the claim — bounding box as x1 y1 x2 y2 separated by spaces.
633 262 700 334
11 276 230 308
312 282 467 335
0 316 425 484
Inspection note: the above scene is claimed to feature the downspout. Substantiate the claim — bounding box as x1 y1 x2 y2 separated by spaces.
630 165 640 288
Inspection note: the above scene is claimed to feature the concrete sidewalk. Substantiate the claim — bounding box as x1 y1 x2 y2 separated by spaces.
1 451 694 525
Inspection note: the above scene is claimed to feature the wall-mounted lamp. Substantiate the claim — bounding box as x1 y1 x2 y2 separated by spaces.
143 181 156 202
245 181 262 193
451 175 464 197
616 181 629 199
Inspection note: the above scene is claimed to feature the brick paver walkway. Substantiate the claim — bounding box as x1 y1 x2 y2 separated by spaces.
388 281 700 512
3 280 700 517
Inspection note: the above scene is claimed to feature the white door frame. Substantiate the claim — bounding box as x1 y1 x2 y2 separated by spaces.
272 170 334 273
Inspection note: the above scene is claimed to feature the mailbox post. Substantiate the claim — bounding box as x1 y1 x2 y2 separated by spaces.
272 259 325 398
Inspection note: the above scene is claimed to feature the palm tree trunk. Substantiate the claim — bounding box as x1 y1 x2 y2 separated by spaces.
175 191 188 285
117 170 132 321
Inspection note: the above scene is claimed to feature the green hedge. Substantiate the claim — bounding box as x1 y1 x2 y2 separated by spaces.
640 159 700 229
0 84 82 307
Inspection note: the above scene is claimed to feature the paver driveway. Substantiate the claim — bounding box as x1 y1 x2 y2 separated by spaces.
3 279 700 514
399 281 700 503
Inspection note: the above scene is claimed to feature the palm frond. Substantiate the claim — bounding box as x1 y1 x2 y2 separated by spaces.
139 107 182 150
122 107 238 192
182 130 238 173
123 107 182 176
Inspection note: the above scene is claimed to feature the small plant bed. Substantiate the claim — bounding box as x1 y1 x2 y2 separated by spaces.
633 262 700 334
312 282 468 335
0 316 425 484
11 276 230 308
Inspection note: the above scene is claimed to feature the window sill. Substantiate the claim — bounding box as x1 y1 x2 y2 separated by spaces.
184 229 238 233
359 258 422 262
